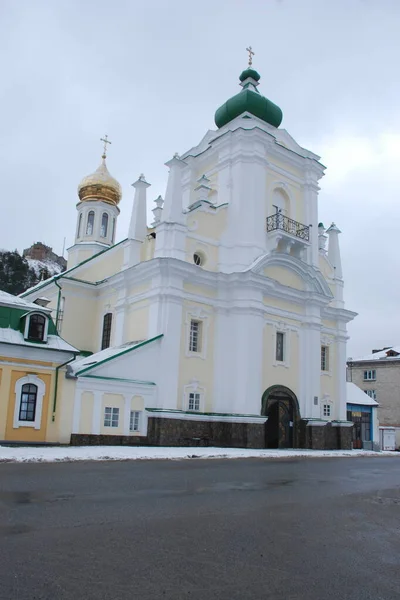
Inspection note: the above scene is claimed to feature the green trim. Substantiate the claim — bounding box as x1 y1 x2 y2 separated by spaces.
76 334 164 376
83 375 156 386
146 408 266 419
20 238 128 297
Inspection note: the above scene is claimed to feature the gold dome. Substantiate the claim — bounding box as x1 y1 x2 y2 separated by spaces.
78 157 122 205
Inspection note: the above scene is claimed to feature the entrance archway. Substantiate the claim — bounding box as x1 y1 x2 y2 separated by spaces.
262 386 300 449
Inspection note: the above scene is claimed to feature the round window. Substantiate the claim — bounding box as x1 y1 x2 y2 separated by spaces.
193 252 205 266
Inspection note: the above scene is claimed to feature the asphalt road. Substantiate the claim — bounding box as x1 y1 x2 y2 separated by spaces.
0 456 399 600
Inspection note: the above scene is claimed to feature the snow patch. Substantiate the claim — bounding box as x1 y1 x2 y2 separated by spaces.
0 446 397 463
26 258 63 278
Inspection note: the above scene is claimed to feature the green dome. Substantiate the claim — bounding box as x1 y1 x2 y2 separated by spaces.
214 69 283 129
239 68 260 82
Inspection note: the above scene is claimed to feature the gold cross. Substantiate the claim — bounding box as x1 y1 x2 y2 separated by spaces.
246 46 255 67
100 134 112 158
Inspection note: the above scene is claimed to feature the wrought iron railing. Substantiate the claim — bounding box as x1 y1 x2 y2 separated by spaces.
266 213 310 241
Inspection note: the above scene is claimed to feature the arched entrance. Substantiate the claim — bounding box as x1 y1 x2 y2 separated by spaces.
262 386 300 449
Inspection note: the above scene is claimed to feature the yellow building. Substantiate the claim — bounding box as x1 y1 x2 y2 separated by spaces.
0 291 77 443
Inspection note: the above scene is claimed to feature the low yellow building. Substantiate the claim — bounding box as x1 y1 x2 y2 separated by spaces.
0 291 77 443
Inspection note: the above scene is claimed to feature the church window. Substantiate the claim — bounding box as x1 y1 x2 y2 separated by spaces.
321 346 329 371
188 392 200 411
193 252 205 267
77 213 82 238
19 384 37 422
112 218 116 243
101 213 108 238
86 211 95 235
365 389 377 400
189 320 202 353
104 407 119 428
101 313 112 350
276 332 284 362
27 313 46 341
323 404 331 418
129 411 141 432
363 370 376 381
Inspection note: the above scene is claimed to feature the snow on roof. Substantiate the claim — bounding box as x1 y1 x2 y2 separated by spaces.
68 340 147 375
350 346 400 362
0 327 77 353
346 382 378 406
0 290 51 312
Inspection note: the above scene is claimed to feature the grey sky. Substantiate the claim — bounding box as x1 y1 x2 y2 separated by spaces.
1 0 399 357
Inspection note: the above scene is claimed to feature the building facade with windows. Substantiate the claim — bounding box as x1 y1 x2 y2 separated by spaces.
0 291 76 443
21 59 356 449
347 346 400 449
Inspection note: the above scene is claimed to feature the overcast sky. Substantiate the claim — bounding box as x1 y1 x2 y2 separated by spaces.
1 0 399 357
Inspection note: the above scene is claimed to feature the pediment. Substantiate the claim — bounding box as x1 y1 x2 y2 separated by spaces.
251 253 333 298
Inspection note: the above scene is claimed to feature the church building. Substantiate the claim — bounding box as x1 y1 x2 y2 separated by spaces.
21 53 357 449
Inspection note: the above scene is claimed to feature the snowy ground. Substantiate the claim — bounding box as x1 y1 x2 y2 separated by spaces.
0 446 398 463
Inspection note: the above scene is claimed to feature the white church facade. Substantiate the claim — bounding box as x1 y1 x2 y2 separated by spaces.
22 58 356 449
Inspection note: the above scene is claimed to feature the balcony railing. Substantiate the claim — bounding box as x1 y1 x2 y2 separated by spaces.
266 213 310 241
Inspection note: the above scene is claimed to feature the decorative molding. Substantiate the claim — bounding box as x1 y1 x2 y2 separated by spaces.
13 374 45 431
183 380 206 412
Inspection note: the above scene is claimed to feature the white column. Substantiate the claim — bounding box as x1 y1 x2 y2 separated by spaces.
72 388 82 434
327 223 343 279
299 318 321 419
91 391 102 434
303 181 319 267
336 334 348 421
123 394 131 435
128 175 150 241
157 300 183 409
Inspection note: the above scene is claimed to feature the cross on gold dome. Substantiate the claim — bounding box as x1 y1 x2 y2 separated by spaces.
246 46 255 67
100 134 111 159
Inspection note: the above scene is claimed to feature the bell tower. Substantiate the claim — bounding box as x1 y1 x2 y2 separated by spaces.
67 135 122 268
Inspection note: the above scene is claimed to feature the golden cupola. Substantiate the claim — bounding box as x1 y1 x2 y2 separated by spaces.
78 146 122 206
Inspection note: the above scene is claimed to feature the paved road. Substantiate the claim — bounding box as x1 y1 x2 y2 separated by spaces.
0 457 399 600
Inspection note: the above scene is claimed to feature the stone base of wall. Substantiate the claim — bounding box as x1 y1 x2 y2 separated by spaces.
147 417 265 449
70 419 352 451
71 417 265 449
298 420 353 450
70 434 150 446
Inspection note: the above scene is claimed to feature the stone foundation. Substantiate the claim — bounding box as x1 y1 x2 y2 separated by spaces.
71 417 265 449
70 418 352 450
298 420 353 450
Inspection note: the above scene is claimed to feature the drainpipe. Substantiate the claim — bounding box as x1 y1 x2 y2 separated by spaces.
54 277 62 333
52 355 76 422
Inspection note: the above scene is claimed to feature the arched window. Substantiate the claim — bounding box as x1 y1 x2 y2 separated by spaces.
19 384 38 422
27 314 46 341
272 189 289 216
77 213 82 238
101 313 112 350
86 211 95 235
112 217 116 243
101 213 109 238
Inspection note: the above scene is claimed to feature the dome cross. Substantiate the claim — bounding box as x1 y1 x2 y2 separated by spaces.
100 134 112 159
246 46 255 67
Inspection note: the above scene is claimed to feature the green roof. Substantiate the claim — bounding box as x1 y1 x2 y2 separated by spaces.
215 67 283 129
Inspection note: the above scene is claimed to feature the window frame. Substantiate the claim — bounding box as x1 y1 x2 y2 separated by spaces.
86 211 95 236
188 392 201 411
276 331 285 362
322 404 331 418
365 389 377 400
189 319 202 354
24 311 49 343
101 313 113 350
321 345 329 372
14 375 45 430
129 410 141 432
104 407 119 428
100 212 109 238
363 369 376 381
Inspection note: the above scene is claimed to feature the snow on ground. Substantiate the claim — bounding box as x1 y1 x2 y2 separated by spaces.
0 446 398 463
